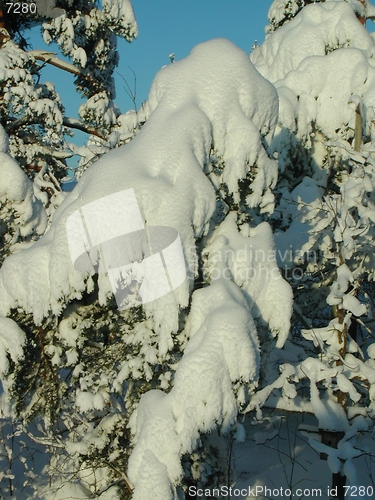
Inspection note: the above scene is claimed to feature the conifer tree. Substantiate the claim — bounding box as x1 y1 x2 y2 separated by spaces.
0 22 291 500
0 0 138 264
2 1 375 499
250 1 375 498
0 1 138 497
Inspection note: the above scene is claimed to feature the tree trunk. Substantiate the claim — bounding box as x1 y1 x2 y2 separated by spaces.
357 0 366 25
0 8 6 29
354 105 362 152
331 471 346 500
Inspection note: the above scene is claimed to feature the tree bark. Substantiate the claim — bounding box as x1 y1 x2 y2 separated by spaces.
354 105 362 152
0 8 7 30
356 0 367 24
332 472 346 500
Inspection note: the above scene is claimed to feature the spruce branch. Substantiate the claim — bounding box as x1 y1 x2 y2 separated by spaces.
6 114 107 140
63 117 106 139
29 50 95 85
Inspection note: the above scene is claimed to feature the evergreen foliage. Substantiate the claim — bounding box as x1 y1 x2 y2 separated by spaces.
1 1 375 499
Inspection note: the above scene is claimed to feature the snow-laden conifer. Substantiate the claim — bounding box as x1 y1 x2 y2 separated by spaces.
250 1 375 496
0 37 292 497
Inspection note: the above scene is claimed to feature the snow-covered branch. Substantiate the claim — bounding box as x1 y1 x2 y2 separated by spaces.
29 50 94 84
63 117 106 139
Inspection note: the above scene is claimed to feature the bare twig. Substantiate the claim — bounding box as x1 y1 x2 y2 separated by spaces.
117 67 138 118
104 460 134 493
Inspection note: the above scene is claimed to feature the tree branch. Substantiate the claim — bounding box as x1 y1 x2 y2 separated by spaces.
5 114 33 133
103 460 134 493
6 113 106 140
29 50 94 84
63 117 106 139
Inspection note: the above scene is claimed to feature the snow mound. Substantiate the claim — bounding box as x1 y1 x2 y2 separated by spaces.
0 39 278 340
277 47 375 143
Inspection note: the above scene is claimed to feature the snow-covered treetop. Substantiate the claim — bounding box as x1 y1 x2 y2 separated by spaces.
252 1 375 148
257 1 374 83
0 37 285 340
267 0 375 33
42 0 137 100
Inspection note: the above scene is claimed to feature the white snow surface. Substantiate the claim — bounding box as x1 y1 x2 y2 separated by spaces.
0 125 8 153
255 2 374 83
0 153 32 203
0 39 278 337
253 2 375 146
0 152 47 239
203 212 293 347
0 318 26 378
0 39 283 498
128 279 259 500
277 47 375 142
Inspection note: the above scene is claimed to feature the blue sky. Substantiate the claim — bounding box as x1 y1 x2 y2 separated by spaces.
29 1 272 119
28 0 272 179
115 1 272 111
